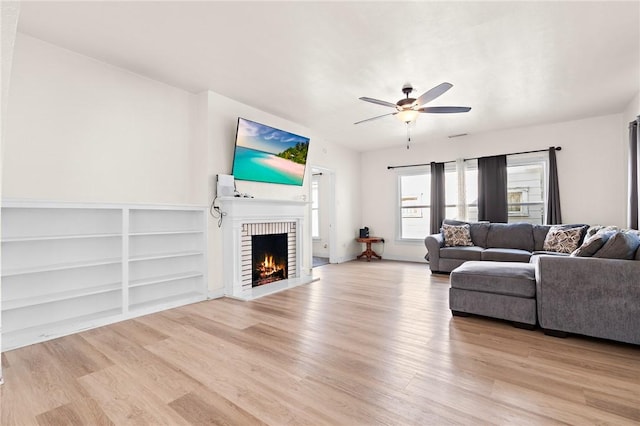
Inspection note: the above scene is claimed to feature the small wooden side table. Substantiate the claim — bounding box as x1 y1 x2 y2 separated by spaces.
356 237 383 261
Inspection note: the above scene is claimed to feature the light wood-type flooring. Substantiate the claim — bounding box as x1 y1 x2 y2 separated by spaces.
1 260 639 425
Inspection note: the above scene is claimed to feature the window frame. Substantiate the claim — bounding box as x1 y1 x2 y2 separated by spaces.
397 168 431 242
506 153 548 224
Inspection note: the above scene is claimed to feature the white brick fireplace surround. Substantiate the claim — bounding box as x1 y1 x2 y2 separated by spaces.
218 197 315 300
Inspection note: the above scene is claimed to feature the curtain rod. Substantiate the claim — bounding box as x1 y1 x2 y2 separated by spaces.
387 146 562 170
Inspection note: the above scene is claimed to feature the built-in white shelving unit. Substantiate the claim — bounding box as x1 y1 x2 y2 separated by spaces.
1 200 208 350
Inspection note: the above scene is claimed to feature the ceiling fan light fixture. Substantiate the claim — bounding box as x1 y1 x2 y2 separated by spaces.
396 109 419 123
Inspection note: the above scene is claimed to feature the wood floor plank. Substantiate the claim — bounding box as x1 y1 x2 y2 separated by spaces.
81 326 203 404
77 365 190 425
35 398 114 426
168 391 267 426
41 333 114 378
2 260 639 425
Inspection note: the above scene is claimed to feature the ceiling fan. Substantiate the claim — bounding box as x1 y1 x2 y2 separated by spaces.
355 82 471 125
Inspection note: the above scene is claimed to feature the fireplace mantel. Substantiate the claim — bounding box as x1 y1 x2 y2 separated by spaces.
218 196 307 222
218 197 315 300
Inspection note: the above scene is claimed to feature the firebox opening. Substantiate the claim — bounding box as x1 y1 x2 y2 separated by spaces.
251 233 288 287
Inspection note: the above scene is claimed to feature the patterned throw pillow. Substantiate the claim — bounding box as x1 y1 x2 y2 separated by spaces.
442 224 474 247
543 225 583 254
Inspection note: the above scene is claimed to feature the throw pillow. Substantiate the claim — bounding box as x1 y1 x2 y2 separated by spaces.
442 224 473 247
584 225 619 240
571 231 614 257
593 231 640 260
543 225 583 254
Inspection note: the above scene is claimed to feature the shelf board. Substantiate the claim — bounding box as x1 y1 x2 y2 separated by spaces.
129 271 203 288
2 257 122 277
128 250 203 262
128 291 205 312
2 282 122 311
1 233 122 243
2 308 123 350
128 230 203 237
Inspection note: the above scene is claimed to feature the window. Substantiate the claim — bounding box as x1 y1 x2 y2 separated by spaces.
507 154 546 224
399 172 430 239
311 179 320 238
395 153 548 240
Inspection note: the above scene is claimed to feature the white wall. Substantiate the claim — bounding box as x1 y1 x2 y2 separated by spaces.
1 0 21 385
205 91 361 294
4 34 203 205
3 34 362 299
361 113 627 262
623 91 640 228
623 91 640 123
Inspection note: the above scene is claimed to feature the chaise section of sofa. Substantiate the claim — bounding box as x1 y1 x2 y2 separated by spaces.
534 254 640 345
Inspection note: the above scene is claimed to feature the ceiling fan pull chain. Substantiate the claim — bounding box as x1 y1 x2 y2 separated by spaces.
406 123 411 149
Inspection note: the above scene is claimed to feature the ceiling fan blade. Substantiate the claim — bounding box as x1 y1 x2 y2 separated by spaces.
417 106 471 114
354 112 397 125
416 82 453 106
359 97 398 108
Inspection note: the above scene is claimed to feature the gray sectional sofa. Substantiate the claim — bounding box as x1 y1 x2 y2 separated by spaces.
534 254 640 345
425 220 640 345
424 220 573 273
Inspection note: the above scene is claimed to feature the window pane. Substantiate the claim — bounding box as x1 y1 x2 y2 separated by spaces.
400 174 429 207
401 207 430 239
465 160 479 222
311 181 319 208
444 165 460 220
311 179 319 237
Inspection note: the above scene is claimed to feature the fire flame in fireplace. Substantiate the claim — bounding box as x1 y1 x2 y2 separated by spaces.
263 255 275 271
255 254 286 286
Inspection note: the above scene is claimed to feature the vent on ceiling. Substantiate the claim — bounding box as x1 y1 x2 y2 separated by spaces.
448 133 468 139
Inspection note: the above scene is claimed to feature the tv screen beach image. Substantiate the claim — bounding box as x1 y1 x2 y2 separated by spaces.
232 118 310 186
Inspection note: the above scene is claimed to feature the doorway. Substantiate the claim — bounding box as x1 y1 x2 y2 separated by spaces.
310 166 336 267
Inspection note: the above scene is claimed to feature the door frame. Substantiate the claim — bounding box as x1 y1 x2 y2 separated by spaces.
309 165 337 264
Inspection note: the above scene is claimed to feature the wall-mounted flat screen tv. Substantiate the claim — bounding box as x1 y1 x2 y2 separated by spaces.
232 117 311 186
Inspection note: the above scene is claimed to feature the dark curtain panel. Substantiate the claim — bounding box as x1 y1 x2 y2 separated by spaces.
478 155 508 223
547 147 562 225
629 119 639 229
430 162 445 234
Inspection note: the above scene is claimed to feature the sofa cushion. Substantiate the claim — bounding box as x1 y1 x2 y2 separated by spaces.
449 261 536 298
593 232 640 260
442 223 473 247
543 226 583 253
443 219 489 247
481 248 532 263
532 251 571 257
571 231 614 257
636 246 640 261
533 225 551 251
486 222 534 252
440 246 484 261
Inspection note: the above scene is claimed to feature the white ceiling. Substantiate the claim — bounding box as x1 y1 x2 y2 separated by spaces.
16 1 640 152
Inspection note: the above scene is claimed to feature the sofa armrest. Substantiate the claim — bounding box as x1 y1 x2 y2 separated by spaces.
425 233 445 272
535 255 640 344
